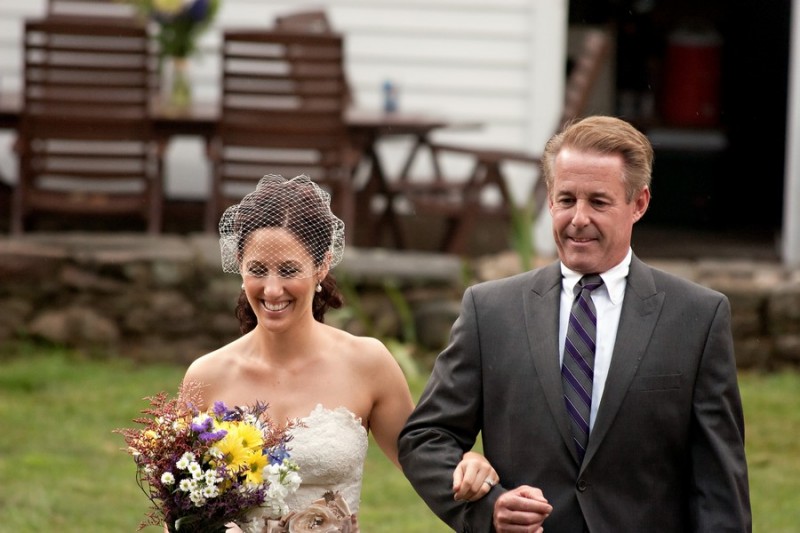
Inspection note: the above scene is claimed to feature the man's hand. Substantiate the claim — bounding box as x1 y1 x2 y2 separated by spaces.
493 485 552 533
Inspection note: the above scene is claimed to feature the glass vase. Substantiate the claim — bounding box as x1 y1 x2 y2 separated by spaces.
162 56 192 112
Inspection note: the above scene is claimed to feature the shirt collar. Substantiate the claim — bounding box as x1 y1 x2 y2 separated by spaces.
560 248 631 305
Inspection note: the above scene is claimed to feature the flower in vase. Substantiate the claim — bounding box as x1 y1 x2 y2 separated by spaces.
127 0 221 59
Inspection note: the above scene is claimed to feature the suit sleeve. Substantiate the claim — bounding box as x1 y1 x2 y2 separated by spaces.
690 295 752 532
398 286 501 532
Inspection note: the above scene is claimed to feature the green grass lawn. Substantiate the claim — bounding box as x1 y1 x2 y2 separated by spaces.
738 369 800 531
0 344 797 532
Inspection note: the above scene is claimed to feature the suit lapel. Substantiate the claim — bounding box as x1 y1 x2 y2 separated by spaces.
524 262 577 460
582 256 665 467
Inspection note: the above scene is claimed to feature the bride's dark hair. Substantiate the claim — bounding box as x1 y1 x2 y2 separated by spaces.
230 176 345 334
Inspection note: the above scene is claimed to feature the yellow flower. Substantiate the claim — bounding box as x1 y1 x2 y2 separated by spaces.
153 0 185 15
212 422 264 472
212 437 249 472
233 422 264 451
243 451 268 486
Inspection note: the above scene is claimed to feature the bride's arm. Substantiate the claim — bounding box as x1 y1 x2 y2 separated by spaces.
452 451 499 502
362 339 416 470
364 339 499 501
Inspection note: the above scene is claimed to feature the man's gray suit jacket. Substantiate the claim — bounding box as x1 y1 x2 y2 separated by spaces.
398 255 751 532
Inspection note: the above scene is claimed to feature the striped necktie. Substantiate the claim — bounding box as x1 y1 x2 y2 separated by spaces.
561 274 604 462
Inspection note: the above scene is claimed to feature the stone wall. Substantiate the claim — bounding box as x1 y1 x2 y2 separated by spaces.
1 234 798 369
0 234 465 365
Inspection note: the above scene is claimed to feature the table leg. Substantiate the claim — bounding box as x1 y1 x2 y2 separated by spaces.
358 141 405 248
437 158 485 254
438 157 514 254
397 134 428 181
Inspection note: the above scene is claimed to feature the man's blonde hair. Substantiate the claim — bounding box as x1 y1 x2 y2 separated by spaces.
542 116 653 202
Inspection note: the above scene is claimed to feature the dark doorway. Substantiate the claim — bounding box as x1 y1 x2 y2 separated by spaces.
569 0 789 237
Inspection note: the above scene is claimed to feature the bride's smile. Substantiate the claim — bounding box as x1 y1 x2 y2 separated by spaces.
240 227 323 329
262 300 291 313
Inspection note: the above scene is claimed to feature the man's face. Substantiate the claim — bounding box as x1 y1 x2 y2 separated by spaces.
549 148 650 274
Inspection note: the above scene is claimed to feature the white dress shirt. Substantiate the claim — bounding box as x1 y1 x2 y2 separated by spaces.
558 248 631 432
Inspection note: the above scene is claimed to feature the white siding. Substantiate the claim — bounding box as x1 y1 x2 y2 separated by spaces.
783 0 800 266
0 0 566 219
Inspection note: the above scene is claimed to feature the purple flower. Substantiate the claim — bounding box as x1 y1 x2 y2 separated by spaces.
212 401 228 418
191 410 228 441
190 416 213 434
198 429 227 442
184 0 210 22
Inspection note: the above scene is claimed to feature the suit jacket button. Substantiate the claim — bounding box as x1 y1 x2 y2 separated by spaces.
577 479 588 492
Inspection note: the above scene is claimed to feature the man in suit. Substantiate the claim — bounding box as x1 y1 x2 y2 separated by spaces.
398 116 751 532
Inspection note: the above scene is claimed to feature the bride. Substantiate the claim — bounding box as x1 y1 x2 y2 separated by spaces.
182 175 498 530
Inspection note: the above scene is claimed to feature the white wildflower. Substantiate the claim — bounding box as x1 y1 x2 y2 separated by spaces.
188 461 203 478
204 469 221 485
202 484 220 499
176 452 195 470
189 489 206 507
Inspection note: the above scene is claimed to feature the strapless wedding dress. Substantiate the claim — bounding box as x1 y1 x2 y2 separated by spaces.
284 404 369 515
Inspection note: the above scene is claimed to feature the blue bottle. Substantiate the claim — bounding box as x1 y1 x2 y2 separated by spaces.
382 79 397 113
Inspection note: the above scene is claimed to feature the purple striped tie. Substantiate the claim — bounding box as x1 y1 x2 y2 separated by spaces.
562 274 604 462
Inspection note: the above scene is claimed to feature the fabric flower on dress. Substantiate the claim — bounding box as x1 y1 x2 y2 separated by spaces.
265 491 354 533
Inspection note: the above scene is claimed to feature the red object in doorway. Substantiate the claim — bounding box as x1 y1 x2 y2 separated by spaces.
661 29 722 128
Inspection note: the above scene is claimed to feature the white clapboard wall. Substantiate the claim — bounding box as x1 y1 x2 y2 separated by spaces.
0 0 567 226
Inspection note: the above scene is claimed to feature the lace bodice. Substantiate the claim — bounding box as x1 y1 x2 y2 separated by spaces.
284 404 368 515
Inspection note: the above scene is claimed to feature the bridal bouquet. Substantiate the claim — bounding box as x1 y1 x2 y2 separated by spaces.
117 388 301 533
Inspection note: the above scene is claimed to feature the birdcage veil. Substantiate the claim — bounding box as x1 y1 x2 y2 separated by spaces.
219 174 345 278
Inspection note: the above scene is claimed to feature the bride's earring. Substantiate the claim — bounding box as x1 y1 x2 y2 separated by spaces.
241 283 245 290
315 281 322 293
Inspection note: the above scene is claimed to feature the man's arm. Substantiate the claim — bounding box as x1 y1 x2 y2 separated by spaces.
398 287 499 532
689 295 752 532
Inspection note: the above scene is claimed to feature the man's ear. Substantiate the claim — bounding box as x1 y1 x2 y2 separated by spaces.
632 186 651 223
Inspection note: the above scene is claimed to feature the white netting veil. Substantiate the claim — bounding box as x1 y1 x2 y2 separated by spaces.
219 174 345 278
